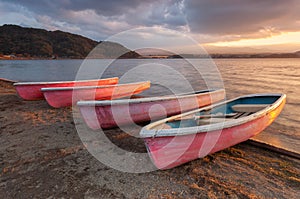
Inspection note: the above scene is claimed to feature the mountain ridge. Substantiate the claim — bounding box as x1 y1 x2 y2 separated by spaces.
0 24 140 59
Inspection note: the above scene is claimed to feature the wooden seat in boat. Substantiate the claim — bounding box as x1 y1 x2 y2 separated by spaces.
231 104 269 113
197 117 234 125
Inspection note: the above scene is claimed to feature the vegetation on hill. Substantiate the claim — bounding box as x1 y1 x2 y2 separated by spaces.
0 24 140 59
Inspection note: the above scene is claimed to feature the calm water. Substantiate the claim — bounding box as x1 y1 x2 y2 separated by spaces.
0 58 299 154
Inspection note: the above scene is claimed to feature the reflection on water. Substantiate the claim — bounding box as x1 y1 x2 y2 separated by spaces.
214 58 300 154
0 58 299 154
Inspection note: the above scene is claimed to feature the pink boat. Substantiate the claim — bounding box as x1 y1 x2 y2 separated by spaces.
13 77 119 100
77 89 225 129
140 93 286 170
42 81 151 108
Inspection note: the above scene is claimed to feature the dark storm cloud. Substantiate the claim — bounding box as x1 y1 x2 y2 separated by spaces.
1 0 300 40
125 0 186 28
1 0 62 16
1 0 157 17
64 0 150 16
184 0 300 35
0 0 186 38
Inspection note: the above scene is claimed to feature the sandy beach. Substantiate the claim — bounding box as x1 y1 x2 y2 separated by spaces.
0 79 299 198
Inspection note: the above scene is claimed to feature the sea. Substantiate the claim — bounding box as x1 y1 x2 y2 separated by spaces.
0 58 299 154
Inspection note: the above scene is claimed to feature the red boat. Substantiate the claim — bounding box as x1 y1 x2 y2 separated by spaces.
77 89 225 129
13 77 119 100
42 81 151 108
140 93 286 170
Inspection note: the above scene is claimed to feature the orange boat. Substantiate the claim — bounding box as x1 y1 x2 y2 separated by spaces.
42 81 151 108
13 77 119 100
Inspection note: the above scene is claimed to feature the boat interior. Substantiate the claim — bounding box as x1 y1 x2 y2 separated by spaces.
162 95 281 129
130 89 217 99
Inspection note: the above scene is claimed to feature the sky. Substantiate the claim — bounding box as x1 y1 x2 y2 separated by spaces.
1 0 300 54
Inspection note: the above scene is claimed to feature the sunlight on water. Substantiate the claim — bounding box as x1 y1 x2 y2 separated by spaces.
214 58 300 153
0 58 299 154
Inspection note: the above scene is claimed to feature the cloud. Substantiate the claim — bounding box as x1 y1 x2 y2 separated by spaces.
0 0 300 44
184 0 300 36
0 0 189 41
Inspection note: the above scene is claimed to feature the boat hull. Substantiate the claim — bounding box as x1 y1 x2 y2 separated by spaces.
14 77 119 100
142 94 286 169
42 81 150 108
78 89 225 129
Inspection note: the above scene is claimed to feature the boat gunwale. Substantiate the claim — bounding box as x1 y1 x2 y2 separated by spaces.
40 81 150 92
139 93 286 138
13 77 119 86
76 89 225 106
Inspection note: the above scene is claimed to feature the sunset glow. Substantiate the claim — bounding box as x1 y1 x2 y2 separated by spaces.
1 0 300 53
208 31 300 47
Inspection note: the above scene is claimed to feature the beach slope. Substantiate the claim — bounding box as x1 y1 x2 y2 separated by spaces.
0 79 299 198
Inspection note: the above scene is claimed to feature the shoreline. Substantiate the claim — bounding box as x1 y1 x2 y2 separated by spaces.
0 79 299 198
248 139 300 159
4 77 299 158
1 57 300 60
0 78 17 83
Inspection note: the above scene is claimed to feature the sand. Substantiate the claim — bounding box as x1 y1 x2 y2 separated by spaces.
0 79 299 198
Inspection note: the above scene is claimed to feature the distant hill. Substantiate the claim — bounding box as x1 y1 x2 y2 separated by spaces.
168 51 300 59
137 48 300 59
209 51 300 58
0 24 140 59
